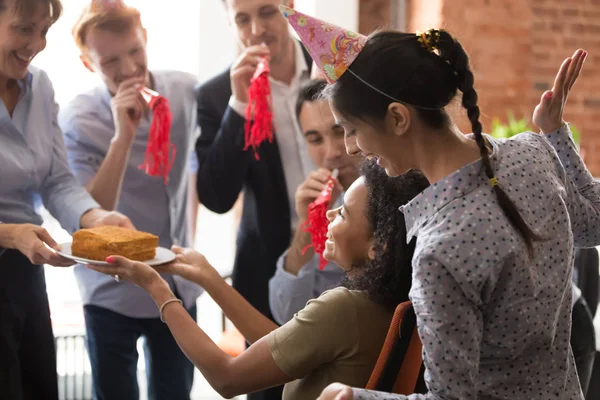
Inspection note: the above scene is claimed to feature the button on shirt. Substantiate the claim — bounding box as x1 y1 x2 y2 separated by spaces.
229 40 315 232
0 67 98 235
60 70 202 318
352 125 599 399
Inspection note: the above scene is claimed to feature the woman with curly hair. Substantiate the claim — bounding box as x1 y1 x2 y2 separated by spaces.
87 161 429 400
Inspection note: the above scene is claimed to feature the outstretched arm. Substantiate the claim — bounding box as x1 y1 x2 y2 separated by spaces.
87 255 290 398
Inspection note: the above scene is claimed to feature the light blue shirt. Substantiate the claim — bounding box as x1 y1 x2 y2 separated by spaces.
0 67 98 235
269 196 345 324
60 70 202 318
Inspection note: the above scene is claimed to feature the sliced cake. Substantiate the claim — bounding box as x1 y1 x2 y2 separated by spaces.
72 226 159 262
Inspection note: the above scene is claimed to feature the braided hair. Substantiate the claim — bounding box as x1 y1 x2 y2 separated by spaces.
325 29 541 254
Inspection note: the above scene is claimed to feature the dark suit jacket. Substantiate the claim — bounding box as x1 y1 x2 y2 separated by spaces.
195 48 313 318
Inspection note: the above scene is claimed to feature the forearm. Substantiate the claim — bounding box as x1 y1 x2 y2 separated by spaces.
546 124 595 188
545 124 600 246
284 221 314 275
202 276 279 343
147 281 237 395
86 137 133 210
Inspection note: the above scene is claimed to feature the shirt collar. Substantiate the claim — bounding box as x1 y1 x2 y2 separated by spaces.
19 71 34 92
400 135 499 242
0 72 33 119
293 39 309 80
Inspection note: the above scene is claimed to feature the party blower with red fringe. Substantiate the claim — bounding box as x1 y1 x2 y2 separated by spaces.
302 169 339 270
244 57 273 160
139 86 176 185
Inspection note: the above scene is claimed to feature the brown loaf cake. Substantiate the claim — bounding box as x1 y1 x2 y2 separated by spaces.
72 226 159 261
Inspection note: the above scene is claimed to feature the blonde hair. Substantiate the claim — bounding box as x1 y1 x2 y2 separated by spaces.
72 1 142 51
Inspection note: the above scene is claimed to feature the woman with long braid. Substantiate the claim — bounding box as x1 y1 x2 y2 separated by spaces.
280 6 600 400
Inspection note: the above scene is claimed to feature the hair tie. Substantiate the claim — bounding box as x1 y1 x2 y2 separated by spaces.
416 29 441 53
489 176 498 187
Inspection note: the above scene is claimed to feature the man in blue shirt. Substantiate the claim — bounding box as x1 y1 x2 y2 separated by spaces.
269 79 360 324
60 2 201 399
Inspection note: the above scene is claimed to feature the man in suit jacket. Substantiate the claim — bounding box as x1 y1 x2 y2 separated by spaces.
195 1 312 398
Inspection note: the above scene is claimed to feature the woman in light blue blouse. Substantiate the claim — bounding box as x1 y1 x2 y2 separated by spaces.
0 1 132 399
308 30 599 400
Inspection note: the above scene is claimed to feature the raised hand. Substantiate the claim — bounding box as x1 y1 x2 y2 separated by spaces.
230 44 271 104
295 168 343 223
533 49 587 134
111 77 147 143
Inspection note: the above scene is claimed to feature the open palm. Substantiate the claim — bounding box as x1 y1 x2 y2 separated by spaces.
533 49 587 134
154 246 220 285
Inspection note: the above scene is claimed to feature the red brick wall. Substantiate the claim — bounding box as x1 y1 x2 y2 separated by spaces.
530 0 600 172
359 0 600 175
439 0 533 143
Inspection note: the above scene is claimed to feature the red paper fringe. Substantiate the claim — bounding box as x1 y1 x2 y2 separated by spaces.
244 58 273 160
139 95 176 185
302 176 337 270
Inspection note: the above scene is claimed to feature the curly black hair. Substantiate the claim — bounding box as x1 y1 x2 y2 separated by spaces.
342 160 430 311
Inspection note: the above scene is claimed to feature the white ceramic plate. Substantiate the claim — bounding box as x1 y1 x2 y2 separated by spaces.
57 243 176 266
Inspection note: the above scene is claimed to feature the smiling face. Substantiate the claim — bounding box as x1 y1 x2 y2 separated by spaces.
323 176 374 273
331 102 417 178
81 22 150 94
0 0 57 83
299 99 360 190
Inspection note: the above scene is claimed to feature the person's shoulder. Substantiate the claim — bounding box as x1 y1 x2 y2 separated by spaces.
27 65 46 82
196 67 231 96
314 287 370 308
61 87 106 119
490 131 557 164
154 69 198 90
27 66 54 94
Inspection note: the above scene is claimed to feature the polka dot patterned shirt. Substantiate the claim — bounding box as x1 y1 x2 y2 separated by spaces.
351 125 600 400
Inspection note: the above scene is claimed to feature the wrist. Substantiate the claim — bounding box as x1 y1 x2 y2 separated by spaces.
148 278 174 304
293 222 312 246
540 120 566 135
283 254 302 276
79 208 97 229
200 268 225 293
79 208 102 229
0 224 17 249
111 132 135 147
228 94 248 116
